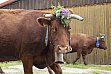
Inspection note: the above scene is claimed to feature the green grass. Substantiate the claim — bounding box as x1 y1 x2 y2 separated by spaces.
63 63 111 71
0 61 22 68
92 71 100 74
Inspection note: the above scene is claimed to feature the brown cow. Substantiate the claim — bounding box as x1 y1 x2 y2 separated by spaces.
0 9 83 74
67 33 107 65
47 33 107 74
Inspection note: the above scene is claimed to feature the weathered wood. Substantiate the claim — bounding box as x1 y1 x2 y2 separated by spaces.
1 0 111 9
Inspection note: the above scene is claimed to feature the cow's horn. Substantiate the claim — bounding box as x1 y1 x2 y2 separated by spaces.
69 14 84 21
43 14 53 18
99 33 105 39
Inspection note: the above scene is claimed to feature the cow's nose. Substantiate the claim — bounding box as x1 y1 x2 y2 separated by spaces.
58 45 72 53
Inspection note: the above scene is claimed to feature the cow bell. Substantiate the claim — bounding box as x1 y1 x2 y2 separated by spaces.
55 52 64 64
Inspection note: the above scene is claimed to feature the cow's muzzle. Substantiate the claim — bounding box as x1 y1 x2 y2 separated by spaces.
58 45 72 53
54 45 72 63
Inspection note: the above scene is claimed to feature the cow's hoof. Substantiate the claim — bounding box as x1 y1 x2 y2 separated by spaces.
84 63 88 65
66 62 70 64
49 71 53 74
72 62 76 65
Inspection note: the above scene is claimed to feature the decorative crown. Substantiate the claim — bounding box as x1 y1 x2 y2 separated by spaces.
51 3 71 27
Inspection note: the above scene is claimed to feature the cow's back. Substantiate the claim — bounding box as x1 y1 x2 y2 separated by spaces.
70 33 87 52
70 33 96 52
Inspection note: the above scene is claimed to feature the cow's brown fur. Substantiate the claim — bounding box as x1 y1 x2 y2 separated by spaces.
0 10 71 74
0 9 25 14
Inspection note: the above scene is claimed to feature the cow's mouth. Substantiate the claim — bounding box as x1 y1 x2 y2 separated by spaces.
54 45 72 63
55 52 64 64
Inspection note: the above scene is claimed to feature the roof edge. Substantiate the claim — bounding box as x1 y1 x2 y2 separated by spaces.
0 0 17 7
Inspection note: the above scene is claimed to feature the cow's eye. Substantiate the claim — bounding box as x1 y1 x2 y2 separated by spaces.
51 27 56 32
67 25 71 31
68 28 71 32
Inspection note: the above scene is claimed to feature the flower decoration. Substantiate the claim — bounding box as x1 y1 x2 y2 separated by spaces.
51 3 71 27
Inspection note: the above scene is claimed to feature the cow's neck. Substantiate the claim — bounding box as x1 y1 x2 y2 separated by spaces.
43 26 55 65
94 37 100 48
87 36 101 54
47 25 57 64
88 36 97 49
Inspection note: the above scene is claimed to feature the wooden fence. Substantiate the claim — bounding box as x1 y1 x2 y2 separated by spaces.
40 3 111 65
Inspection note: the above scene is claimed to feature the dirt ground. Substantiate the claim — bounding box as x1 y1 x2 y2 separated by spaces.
2 65 111 74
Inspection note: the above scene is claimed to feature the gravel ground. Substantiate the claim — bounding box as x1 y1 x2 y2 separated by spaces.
2 65 111 74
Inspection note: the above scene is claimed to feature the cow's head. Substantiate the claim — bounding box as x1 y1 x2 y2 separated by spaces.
37 10 83 63
96 33 107 50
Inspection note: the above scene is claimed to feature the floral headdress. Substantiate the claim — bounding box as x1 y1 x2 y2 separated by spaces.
44 3 83 26
51 3 71 27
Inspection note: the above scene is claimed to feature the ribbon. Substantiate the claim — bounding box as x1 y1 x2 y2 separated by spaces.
96 37 100 48
45 27 48 46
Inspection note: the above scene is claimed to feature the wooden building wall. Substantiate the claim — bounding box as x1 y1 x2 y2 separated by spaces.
1 0 111 9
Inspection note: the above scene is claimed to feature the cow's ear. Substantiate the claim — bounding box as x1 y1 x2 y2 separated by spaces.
37 17 51 26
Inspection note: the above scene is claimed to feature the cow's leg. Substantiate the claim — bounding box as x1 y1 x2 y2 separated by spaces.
21 54 33 74
47 66 53 74
63 54 68 64
82 54 87 65
73 49 82 64
0 67 4 74
49 63 62 74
